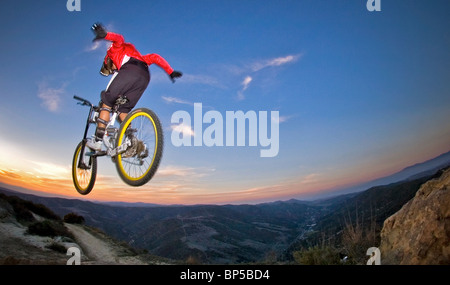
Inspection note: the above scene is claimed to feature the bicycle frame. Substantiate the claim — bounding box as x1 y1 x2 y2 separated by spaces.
72 95 163 193
73 95 96 169
73 95 132 166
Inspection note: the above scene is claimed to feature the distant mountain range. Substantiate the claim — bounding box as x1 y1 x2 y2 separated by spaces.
1 150 449 264
0 187 321 264
322 150 450 198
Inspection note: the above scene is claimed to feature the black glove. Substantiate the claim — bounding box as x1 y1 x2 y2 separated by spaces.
91 23 107 41
169 70 183 83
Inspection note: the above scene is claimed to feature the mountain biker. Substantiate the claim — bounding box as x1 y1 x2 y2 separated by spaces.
86 23 182 151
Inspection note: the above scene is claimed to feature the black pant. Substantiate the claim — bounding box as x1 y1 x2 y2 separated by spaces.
101 58 150 113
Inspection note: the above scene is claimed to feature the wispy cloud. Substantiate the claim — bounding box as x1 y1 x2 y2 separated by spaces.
162 96 194 106
179 74 224 88
86 40 102 52
171 123 195 137
272 114 295 124
236 54 302 101
250 54 302 72
242 76 253 91
175 54 303 101
299 173 321 185
158 165 215 178
37 82 66 112
162 96 215 111
237 76 253 101
28 160 70 177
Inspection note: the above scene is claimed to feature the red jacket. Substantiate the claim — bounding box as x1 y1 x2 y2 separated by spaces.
104 32 174 74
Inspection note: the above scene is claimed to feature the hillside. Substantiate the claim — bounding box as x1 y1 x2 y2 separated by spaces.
1 170 439 265
284 170 443 263
1 157 449 265
0 188 325 264
0 193 173 265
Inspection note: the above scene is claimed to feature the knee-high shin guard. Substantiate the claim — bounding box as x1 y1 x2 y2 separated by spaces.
94 102 112 141
94 127 106 142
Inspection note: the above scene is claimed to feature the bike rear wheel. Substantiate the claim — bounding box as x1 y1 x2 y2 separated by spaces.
72 141 97 195
115 108 163 186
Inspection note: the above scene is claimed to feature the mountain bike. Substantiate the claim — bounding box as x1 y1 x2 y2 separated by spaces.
72 95 163 195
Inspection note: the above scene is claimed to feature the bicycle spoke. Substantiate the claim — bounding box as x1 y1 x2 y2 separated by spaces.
115 108 163 186
72 142 97 195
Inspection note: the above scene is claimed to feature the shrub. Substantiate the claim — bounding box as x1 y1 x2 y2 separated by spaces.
27 220 74 239
3 194 60 222
340 210 379 264
186 255 202 265
63 213 85 224
12 203 35 223
293 246 341 265
46 242 68 254
28 203 60 220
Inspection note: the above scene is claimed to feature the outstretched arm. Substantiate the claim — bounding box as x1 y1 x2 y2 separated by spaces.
142 54 183 83
142 54 174 75
104 32 124 48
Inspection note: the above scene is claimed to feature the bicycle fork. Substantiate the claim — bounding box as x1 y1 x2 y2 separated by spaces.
78 103 97 169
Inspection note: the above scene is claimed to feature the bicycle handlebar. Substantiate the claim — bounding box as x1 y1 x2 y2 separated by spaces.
73 95 92 106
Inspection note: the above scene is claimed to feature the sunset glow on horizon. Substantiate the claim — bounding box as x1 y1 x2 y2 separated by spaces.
1 1 449 205
1 144 448 205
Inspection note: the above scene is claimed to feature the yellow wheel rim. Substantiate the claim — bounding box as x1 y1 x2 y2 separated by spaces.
117 111 158 182
73 145 91 192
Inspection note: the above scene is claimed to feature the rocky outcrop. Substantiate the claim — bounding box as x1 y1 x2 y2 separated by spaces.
379 168 450 265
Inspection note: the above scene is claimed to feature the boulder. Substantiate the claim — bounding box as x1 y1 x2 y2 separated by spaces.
379 168 450 265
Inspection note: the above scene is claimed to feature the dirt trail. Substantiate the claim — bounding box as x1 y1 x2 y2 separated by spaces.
65 223 145 265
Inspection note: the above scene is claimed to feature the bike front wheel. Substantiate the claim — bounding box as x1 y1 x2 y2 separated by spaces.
72 141 97 195
115 108 163 187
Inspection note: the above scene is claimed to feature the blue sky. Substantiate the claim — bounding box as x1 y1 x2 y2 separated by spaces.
0 0 449 204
